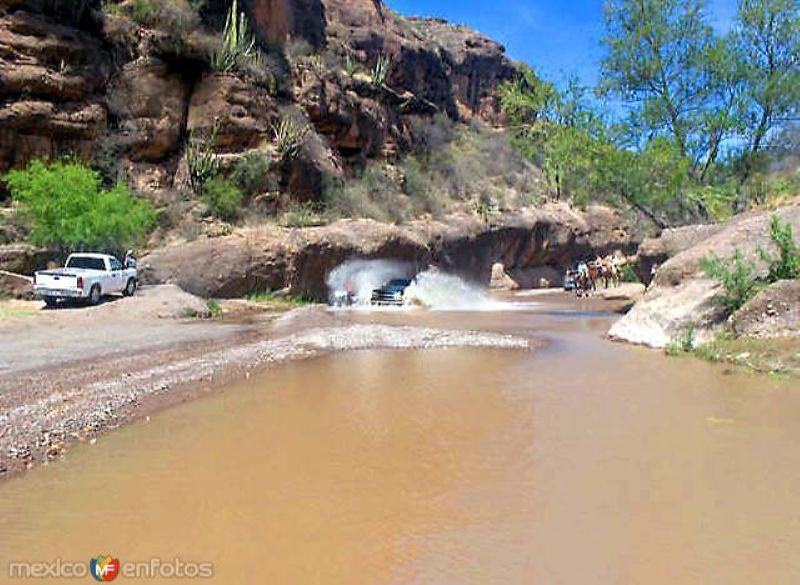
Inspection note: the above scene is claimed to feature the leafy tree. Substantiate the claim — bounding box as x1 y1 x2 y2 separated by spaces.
600 0 717 163
4 159 156 252
735 0 800 169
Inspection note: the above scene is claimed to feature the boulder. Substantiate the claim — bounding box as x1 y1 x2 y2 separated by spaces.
489 262 517 290
732 280 800 338
610 203 800 348
0 244 57 275
635 223 723 284
0 271 33 299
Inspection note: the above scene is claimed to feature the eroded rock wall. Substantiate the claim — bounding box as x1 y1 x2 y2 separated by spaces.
140 204 644 299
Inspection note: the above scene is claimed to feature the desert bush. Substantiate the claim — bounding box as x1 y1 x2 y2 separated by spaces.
403 157 445 217
323 171 393 222
702 213 799 313
343 49 359 78
700 251 762 312
129 0 200 32
186 126 220 194
371 54 391 87
759 215 800 281
4 159 156 252
202 177 243 221
272 115 310 160
665 323 696 356
278 201 326 228
230 151 275 198
619 263 640 283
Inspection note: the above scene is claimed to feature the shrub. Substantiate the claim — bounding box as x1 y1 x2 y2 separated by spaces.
230 151 274 197
343 49 359 78
371 54 391 87
699 250 762 313
272 116 310 160
619 263 640 283
206 299 222 318
202 177 243 221
403 157 444 217
278 201 326 228
186 126 220 194
128 0 200 35
212 0 258 72
4 159 156 252
759 215 800 281
247 290 312 305
665 323 696 356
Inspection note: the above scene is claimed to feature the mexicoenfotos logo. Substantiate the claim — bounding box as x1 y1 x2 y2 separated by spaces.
7 556 213 580
89 556 120 582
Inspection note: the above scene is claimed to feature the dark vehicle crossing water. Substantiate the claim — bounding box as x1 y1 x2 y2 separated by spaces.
371 278 414 306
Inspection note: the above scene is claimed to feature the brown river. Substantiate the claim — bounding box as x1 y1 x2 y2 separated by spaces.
1 294 799 583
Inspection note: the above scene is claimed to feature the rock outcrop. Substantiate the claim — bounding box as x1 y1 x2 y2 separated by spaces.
141 203 644 299
0 0 517 201
731 280 800 338
610 202 800 348
634 223 723 284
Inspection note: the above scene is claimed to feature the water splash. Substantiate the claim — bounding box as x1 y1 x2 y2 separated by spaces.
326 259 414 306
404 270 505 311
326 259 515 311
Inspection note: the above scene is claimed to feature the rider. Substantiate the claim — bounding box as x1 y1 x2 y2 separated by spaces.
124 249 137 269
577 260 589 278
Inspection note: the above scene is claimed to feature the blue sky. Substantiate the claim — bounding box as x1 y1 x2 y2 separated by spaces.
385 0 740 90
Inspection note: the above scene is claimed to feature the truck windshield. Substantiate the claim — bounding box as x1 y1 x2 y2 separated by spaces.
66 257 106 271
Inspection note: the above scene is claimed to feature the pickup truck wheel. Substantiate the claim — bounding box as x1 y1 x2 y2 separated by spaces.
123 278 137 297
88 285 101 306
43 297 58 308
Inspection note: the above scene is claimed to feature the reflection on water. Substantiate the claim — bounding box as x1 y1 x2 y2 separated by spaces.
1 305 799 584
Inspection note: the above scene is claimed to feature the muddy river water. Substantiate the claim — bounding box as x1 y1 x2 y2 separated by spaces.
1 295 799 583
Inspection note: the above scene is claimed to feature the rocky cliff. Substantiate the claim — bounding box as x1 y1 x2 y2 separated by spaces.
610 200 800 348
0 0 517 204
140 203 642 299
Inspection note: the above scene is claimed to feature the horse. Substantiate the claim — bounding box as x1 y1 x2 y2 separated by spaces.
599 256 622 289
575 263 599 296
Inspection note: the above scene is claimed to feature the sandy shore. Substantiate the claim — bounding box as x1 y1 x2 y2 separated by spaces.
0 287 532 482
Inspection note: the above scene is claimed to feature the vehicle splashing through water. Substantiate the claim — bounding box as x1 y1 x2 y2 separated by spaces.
326 259 415 307
326 260 505 311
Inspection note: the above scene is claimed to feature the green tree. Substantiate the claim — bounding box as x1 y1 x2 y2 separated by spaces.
4 159 156 252
735 0 800 170
600 0 724 171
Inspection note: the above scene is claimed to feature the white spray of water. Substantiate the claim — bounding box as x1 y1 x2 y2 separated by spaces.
326 258 513 311
326 259 414 306
404 269 505 311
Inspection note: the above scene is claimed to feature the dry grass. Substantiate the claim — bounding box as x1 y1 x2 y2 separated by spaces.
694 333 800 377
0 300 40 321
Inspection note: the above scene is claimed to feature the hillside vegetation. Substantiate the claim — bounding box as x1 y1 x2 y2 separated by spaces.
499 0 799 227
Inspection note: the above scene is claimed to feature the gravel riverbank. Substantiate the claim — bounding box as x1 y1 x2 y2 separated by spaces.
0 293 531 482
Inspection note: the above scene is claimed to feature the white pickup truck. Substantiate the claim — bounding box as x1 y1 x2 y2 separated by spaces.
33 253 138 307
